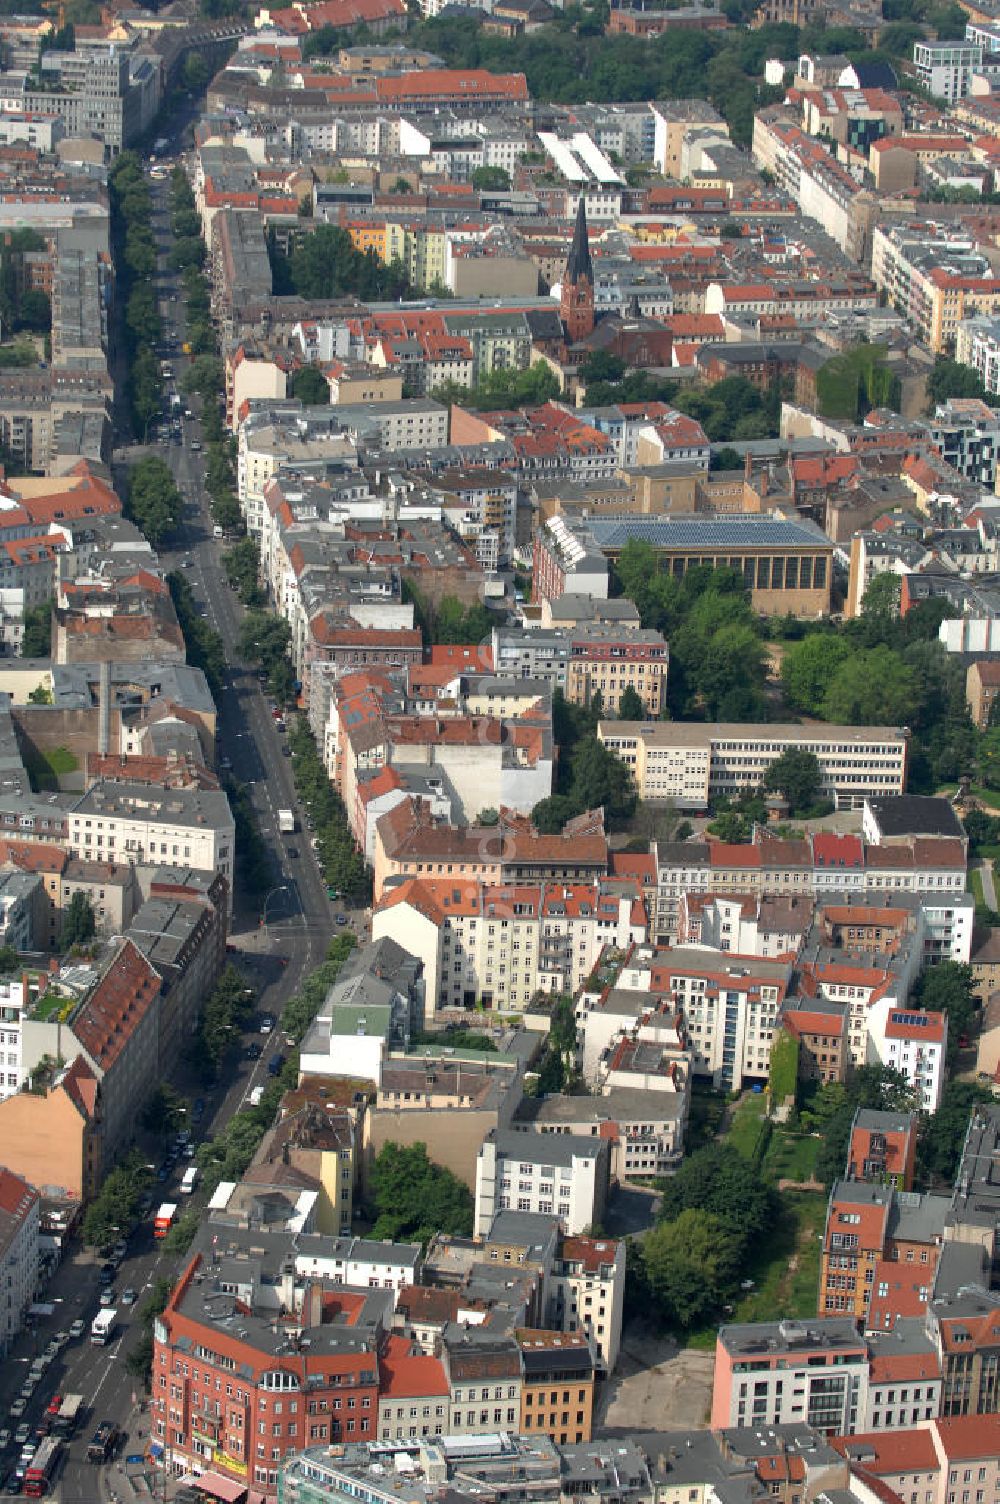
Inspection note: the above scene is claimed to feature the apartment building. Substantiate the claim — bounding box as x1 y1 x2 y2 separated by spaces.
152 1232 388 1497
372 877 646 1020
649 945 791 1089
599 721 909 811
66 783 235 914
491 624 670 717
474 1129 610 1236
712 1318 869 1434
957 316 1000 396
820 1179 951 1323
517 1331 595 1445
513 1087 687 1182
372 798 608 906
847 1108 918 1189
544 1235 625 1374
866 1002 947 1111
440 1329 523 1437
377 1341 450 1442
912 40 983 99
871 224 1000 354
0 1168 38 1357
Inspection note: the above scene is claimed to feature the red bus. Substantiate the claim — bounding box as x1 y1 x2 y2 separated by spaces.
25 1436 59 1496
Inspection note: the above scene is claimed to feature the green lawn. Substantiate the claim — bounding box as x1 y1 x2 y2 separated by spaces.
24 744 78 790
764 1130 821 1183
30 991 74 1023
727 1092 768 1159
686 1081 726 1150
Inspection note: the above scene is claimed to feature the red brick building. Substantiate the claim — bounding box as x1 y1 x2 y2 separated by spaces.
152 1253 383 1497
847 1107 918 1190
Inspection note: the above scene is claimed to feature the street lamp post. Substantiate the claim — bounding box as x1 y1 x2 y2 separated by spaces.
261 884 289 943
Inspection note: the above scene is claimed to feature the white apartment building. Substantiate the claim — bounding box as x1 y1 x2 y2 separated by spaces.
474 1129 610 1237
658 946 792 1090
292 1233 421 1296
866 1001 947 1110
957 315 1000 394
0 1168 38 1356
546 1235 626 1374
67 782 235 912
598 721 909 810
913 40 982 99
372 877 647 1020
0 978 27 1099
712 1318 869 1433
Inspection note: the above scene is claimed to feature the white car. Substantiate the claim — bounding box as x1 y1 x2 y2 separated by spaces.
0 1430 10 1452
69 1319 85 1339
9 1405 25 1423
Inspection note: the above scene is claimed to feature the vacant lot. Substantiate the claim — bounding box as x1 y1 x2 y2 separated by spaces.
598 1324 715 1433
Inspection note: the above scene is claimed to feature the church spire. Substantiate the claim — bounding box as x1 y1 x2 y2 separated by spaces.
561 196 595 344
565 195 593 287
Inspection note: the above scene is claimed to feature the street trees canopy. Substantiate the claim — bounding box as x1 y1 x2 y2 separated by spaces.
127 456 182 545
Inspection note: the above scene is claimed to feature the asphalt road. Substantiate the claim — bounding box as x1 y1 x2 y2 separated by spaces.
3 132 358 1503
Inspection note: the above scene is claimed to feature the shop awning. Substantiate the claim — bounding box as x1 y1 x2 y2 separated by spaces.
194 1474 247 1504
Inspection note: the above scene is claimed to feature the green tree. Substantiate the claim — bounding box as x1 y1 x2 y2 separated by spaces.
861 571 903 620
140 1084 189 1139
368 1142 473 1247
238 610 292 673
126 456 182 546
570 736 637 822
20 600 51 657
643 1208 736 1328
659 1141 777 1246
531 794 581 833
61 891 95 947
914 961 977 1060
781 633 852 714
919 1080 994 1182
224 537 264 607
182 51 211 91
762 747 822 815
926 356 990 406
292 364 330 405
471 165 511 190
822 646 918 725
616 685 647 721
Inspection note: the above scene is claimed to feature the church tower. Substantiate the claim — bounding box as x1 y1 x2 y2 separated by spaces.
560 196 594 344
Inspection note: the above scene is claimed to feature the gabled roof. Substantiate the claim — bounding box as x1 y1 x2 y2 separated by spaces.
71 938 160 1073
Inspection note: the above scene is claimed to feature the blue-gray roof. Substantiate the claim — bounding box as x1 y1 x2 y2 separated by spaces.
586 515 830 549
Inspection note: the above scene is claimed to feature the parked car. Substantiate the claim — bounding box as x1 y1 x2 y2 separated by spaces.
13 1429 28 1448
8 1405 24 1424
68 1320 85 1340
0 1430 12 1453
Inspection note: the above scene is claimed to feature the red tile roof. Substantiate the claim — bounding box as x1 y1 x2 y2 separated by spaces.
72 939 160 1072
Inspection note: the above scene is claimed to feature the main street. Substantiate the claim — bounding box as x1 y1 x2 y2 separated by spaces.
6 128 353 1503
